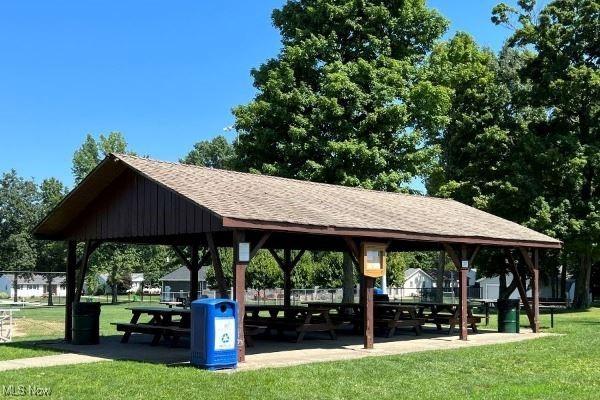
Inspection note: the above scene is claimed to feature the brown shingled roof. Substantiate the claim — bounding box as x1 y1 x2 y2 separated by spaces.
109 153 560 248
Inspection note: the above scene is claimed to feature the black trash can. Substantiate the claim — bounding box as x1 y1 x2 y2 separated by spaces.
72 302 101 345
497 299 520 333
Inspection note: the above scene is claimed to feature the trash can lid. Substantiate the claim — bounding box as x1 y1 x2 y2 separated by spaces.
191 298 236 306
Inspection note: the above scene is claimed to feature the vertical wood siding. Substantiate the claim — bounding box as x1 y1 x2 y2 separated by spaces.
66 169 223 240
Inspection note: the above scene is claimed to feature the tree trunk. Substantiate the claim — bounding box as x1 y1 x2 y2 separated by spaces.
574 251 592 309
342 252 355 303
12 275 18 303
561 262 567 300
46 276 54 306
111 283 118 304
499 272 519 300
499 273 508 300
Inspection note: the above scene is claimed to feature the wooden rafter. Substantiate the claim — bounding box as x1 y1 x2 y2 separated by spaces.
519 247 535 273
268 249 285 267
75 240 100 303
171 245 192 269
249 233 271 260
505 249 535 327
205 233 228 298
469 245 480 266
291 249 306 268
442 243 461 269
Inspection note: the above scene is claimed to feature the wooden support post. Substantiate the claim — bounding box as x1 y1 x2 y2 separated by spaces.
270 249 305 307
283 249 292 307
233 230 247 362
65 241 77 342
506 249 535 328
519 247 541 333
363 276 374 349
75 240 99 304
532 249 540 333
356 241 374 349
205 233 228 299
443 243 469 340
189 244 199 302
459 246 468 341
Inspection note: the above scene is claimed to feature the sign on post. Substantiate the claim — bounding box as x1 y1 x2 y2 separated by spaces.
238 242 250 262
360 242 387 278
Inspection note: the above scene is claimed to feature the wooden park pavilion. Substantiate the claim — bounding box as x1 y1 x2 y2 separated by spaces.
33 153 561 362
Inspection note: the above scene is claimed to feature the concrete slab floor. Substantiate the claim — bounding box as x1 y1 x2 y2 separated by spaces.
2 328 555 372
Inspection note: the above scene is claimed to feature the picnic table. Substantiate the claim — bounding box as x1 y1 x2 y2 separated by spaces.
245 305 336 342
538 301 568 328
113 306 190 346
159 301 185 309
374 303 424 336
403 302 481 335
303 302 424 336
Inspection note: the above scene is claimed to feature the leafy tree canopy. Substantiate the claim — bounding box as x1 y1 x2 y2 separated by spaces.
181 135 236 169
72 132 133 183
233 0 451 192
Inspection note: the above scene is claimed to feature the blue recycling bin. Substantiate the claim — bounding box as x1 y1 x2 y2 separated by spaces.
190 298 238 370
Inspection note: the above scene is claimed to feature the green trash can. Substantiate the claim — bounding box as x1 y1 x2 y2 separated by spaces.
497 299 520 333
72 302 101 345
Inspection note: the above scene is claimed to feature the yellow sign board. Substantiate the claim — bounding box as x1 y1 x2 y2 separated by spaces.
360 242 387 278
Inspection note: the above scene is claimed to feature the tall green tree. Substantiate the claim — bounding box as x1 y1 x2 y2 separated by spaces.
92 244 140 304
0 170 40 242
422 32 565 295
0 171 40 301
493 0 600 307
234 0 449 189
72 132 132 183
1 233 37 302
35 178 68 305
233 0 450 301
181 135 236 169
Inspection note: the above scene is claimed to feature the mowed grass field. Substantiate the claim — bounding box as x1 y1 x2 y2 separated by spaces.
1 304 599 399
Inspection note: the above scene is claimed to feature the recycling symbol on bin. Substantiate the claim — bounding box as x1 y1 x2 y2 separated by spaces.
221 332 230 344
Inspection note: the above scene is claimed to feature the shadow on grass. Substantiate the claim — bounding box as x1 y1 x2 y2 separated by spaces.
0 337 67 357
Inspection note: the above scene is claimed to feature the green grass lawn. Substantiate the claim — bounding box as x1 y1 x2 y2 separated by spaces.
0 301 155 361
1 305 599 399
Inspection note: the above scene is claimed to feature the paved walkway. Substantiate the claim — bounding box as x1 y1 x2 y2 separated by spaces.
0 353 108 372
0 329 554 372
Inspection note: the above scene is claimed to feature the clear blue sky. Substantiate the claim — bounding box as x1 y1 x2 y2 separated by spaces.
0 0 522 189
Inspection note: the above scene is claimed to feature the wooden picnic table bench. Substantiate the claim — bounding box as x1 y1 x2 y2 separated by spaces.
304 302 424 337
408 302 481 335
303 302 362 328
534 299 568 328
374 303 425 337
114 306 266 347
112 307 191 345
245 305 336 342
159 301 185 309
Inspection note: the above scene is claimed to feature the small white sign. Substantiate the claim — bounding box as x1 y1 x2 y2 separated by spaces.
461 260 469 269
214 317 235 351
238 242 250 262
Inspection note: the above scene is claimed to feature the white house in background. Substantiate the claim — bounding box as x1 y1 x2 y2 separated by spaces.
477 273 575 302
97 273 145 294
0 274 67 298
128 273 145 293
388 268 434 297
